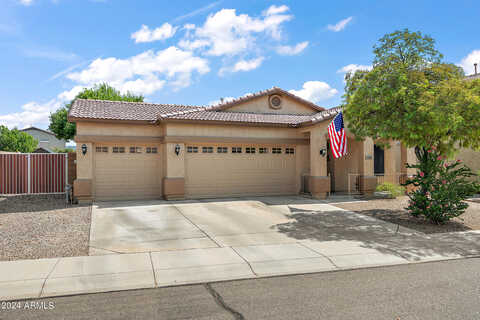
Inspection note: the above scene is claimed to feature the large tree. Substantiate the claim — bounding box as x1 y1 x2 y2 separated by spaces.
0 126 38 153
344 29 480 154
49 83 144 141
343 29 480 222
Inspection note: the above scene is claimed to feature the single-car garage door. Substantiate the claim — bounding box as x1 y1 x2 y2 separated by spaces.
185 145 296 198
94 144 162 200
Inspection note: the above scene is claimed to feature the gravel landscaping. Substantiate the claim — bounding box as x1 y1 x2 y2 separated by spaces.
335 196 480 234
0 195 91 261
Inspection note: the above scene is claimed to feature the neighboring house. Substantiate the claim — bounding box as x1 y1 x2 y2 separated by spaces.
21 127 66 153
68 87 415 202
459 65 480 175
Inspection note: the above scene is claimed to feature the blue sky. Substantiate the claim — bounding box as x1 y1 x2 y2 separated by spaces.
1 0 479 130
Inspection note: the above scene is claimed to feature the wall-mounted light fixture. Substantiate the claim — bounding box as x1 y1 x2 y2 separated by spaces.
81 144 87 155
319 147 327 157
175 144 181 156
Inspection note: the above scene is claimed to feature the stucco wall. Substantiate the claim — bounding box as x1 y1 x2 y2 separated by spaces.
225 95 318 115
455 148 480 178
76 122 161 137
165 123 306 139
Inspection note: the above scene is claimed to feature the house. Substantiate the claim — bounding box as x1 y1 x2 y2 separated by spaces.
21 127 66 153
68 87 416 202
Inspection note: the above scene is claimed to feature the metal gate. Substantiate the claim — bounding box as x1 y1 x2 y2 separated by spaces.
0 153 68 195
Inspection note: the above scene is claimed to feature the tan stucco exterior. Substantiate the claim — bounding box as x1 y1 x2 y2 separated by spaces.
71 94 419 201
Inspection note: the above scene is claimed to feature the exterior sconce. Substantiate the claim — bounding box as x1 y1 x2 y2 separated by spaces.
319 147 327 157
81 144 87 155
174 144 181 156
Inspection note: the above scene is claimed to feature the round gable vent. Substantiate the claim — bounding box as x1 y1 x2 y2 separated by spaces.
269 95 282 109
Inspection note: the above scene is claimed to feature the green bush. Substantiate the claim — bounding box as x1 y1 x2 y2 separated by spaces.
403 148 479 224
376 182 405 198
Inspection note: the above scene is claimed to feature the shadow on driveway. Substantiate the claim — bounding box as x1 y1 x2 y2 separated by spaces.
274 207 476 261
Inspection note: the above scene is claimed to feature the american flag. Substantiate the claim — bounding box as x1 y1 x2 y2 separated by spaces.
328 111 347 158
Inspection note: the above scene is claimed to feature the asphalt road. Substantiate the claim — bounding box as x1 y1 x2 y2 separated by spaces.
2 258 480 320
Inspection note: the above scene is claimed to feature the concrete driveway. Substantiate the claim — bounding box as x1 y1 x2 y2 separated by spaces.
89 197 313 255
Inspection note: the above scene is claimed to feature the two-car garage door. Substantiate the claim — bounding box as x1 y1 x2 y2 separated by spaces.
185 145 297 198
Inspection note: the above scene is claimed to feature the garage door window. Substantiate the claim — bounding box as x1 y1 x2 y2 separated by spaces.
146 147 158 154
246 147 256 154
113 147 125 153
272 147 282 154
217 147 228 153
259 147 268 154
286 148 295 154
96 146 108 153
130 147 142 153
232 147 242 153
187 146 198 153
202 147 213 153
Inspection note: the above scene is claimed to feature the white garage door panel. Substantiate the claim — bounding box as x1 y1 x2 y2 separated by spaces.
95 149 162 200
185 151 296 198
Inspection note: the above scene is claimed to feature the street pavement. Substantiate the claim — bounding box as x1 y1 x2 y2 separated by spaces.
1 196 480 301
2 258 479 320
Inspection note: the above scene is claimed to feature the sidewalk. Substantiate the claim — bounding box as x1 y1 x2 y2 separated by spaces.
2 230 479 301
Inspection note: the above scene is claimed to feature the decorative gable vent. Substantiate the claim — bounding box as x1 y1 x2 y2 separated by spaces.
269 94 282 110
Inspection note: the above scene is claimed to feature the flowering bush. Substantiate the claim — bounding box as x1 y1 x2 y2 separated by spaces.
403 147 479 223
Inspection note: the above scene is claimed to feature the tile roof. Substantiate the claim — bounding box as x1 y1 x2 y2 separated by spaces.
466 74 480 81
159 106 342 127
68 88 339 127
20 126 56 136
68 99 200 121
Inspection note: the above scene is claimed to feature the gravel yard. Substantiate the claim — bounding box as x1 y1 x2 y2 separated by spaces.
0 195 91 261
335 196 480 234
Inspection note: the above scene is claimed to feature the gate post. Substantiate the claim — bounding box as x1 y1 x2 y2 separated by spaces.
27 154 31 194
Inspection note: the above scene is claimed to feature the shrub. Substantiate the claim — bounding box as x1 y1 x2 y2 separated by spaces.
403 148 479 223
376 182 405 198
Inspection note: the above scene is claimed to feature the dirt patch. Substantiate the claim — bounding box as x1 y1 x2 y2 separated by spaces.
0 195 91 261
335 196 480 234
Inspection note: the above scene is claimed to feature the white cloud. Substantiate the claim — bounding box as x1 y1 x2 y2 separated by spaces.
173 0 223 22
57 86 84 102
458 50 480 75
276 41 308 55
289 81 338 103
22 47 79 62
131 23 178 43
66 46 209 95
0 99 61 129
180 6 292 56
337 64 372 74
219 57 264 75
263 4 289 16
327 16 353 32
18 0 33 6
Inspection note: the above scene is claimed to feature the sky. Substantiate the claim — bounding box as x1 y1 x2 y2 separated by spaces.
0 0 479 130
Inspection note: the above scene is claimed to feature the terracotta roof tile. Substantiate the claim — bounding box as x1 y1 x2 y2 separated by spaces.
160 107 342 127
69 99 200 121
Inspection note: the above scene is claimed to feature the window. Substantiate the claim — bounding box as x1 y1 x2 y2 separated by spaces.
202 146 213 153
232 147 242 153
146 147 158 154
187 146 198 153
217 147 228 153
246 147 256 154
96 146 108 153
286 148 295 154
113 146 125 153
259 147 268 154
130 146 142 153
272 147 282 154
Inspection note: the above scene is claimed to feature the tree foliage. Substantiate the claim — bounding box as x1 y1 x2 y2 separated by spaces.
49 83 144 141
0 125 38 153
344 29 480 155
404 148 478 223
